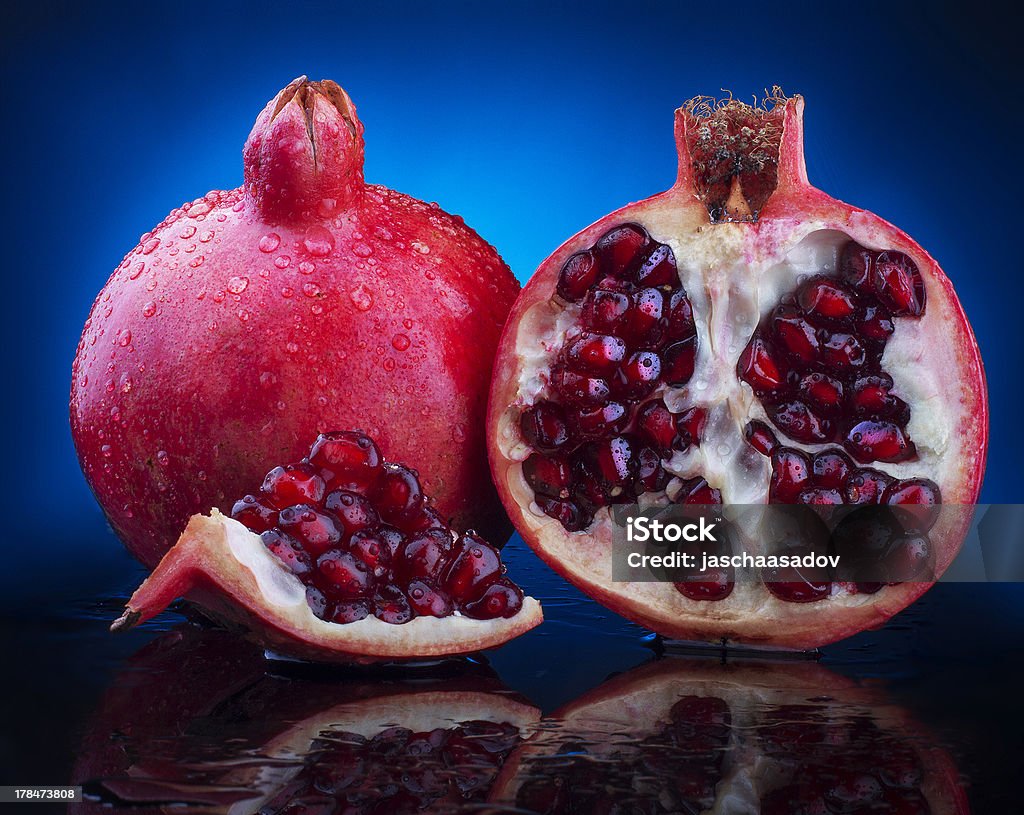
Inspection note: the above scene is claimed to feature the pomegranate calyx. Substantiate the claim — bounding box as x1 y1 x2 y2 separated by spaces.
243 76 366 221
112 510 543 664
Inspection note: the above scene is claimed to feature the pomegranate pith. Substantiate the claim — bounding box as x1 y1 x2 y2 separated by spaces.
488 89 987 649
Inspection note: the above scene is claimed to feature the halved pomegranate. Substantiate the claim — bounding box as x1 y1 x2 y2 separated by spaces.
488 658 969 814
488 90 987 649
112 431 541 663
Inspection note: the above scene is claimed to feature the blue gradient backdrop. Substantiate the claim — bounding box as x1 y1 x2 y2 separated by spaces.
1 2 1019 595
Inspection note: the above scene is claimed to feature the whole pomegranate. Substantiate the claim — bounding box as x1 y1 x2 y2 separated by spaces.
71 77 519 568
488 90 987 649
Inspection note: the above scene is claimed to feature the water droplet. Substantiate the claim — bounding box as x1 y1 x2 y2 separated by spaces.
227 275 249 294
189 256 204 268
453 423 467 443
179 225 197 239
212 290 226 303
352 242 373 258
142 301 157 317
101 444 112 458
281 286 294 298
275 255 291 269
116 329 132 347
411 241 430 254
382 358 396 372
238 309 250 322
258 233 281 253
141 238 161 255
402 318 414 329
157 450 170 467
303 225 335 257
199 230 214 243
130 262 145 279
350 284 373 311
285 341 299 354
298 260 316 275
391 333 410 351
302 282 322 298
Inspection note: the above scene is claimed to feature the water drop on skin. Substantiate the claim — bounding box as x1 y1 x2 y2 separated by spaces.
391 333 410 351
258 233 281 253
227 276 249 295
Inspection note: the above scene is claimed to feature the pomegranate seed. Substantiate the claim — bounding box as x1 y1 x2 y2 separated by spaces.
329 599 370 623
522 453 571 498
618 288 665 347
744 420 778 455
825 772 884 811
551 366 611 407
581 288 631 333
878 743 923 788
556 250 599 301
770 448 811 503
635 447 671 493
885 534 933 581
797 487 844 505
535 495 592 531
675 406 707 448
820 331 866 370
764 570 831 603
844 420 916 463
371 463 424 525
519 400 571 452
634 243 677 288
856 304 895 343
261 529 312 575
840 241 874 291
231 494 279 533
305 585 328 617
406 579 454 618
675 577 733 601
564 332 628 377
462 579 524 619
324 490 380 539
571 461 612 509
569 401 629 438
663 337 697 385
308 431 383 493
373 584 412 624
636 400 677 454
884 478 941 532
317 550 372 600
394 529 452 583
796 276 857 320
614 350 662 398
444 533 503 603
850 374 894 415
594 223 651 278
772 306 820 362
406 505 447 533
798 372 844 413
872 251 925 316
738 335 787 392
666 289 696 341
588 436 638 487
767 400 833 444
349 529 393 578
260 462 326 508
278 504 342 556
811 450 852 488
844 468 896 504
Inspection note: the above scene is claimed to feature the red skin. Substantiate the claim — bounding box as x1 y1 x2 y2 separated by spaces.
71 78 518 568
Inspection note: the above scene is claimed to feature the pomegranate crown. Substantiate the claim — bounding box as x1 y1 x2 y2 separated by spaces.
243 76 367 222
675 87 807 223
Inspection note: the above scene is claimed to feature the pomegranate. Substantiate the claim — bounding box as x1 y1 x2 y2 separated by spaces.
112 431 541 663
71 77 519 569
72 628 538 812
488 91 987 648
489 659 969 814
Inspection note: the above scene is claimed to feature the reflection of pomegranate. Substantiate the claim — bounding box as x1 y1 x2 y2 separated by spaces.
71 629 539 814
488 91 987 648
71 76 519 570
489 658 970 814
112 432 541 663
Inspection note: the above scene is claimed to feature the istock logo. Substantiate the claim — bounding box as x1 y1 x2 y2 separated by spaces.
625 516 718 543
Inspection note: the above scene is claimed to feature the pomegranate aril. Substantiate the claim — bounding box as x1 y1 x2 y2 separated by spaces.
770 448 811 503
407 505 447 533
373 584 412 624
394 529 451 584
614 350 662 398
405 579 453 618
797 487 844 505
764 568 831 603
519 400 571 452
738 335 787 392
261 530 312 576
536 495 592 531
564 333 628 377
675 576 733 601
371 463 424 524
844 468 895 504
798 372 843 413
772 306 820 363
348 529 393 578
885 534 932 582
260 463 326 508
635 446 671 493
231 494 279 533
556 250 599 302
884 478 941 532
588 436 638 487
744 420 778 455
580 288 631 334
675 406 707 449
308 431 383 493
845 420 916 463
820 331 867 371
571 460 612 509
856 304 895 343
767 400 833 444
278 505 343 556
317 550 372 600
873 251 925 316
636 400 678 454
851 374 895 416
666 289 696 341
662 337 697 385
324 490 380 539
594 223 651 277
551 366 611 406
522 453 571 498
569 401 629 438
305 585 328 618
811 450 852 489
840 241 874 291
797 276 856 320
329 599 370 623
634 243 677 287
444 532 503 603
461 579 524 619
618 288 665 347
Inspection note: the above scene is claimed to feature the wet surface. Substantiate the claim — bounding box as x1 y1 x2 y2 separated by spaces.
1 528 1022 814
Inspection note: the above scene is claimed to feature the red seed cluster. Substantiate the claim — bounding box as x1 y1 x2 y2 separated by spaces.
232 431 523 624
524 223 706 531
737 241 926 463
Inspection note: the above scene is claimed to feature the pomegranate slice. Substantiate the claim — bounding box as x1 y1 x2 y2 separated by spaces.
488 90 987 649
489 659 968 814
112 432 541 663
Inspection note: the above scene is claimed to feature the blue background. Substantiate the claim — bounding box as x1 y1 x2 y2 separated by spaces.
1 1 1019 600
